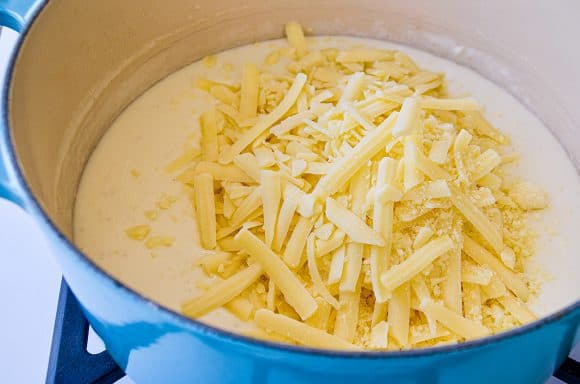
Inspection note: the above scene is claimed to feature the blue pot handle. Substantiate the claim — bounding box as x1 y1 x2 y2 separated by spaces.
0 0 43 208
0 0 42 32
0 119 26 208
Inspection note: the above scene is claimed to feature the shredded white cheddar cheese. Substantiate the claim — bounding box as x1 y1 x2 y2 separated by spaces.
260 170 281 246
381 237 454 294
285 22 308 57
370 157 398 303
182 263 263 317
334 282 362 343
235 229 318 320
420 300 490 339
200 107 219 162
255 309 360 350
325 197 384 246
124 21 549 350
219 73 308 164
389 282 411 347
239 63 260 119
369 321 390 349
193 173 217 249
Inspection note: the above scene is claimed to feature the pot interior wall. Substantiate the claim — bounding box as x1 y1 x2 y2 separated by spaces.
7 0 580 311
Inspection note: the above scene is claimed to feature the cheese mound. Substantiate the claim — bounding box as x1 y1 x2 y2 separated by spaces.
126 22 546 350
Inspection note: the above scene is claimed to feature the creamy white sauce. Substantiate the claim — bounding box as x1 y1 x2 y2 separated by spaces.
74 37 580 333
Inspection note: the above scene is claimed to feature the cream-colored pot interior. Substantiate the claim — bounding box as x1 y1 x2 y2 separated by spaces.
7 0 580 314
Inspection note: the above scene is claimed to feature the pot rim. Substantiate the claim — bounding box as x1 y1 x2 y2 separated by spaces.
2 0 579 360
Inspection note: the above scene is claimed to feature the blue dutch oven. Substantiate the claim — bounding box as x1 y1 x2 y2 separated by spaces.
1 0 579 383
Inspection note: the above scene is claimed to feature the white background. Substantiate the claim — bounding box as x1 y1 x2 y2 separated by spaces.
0 25 575 384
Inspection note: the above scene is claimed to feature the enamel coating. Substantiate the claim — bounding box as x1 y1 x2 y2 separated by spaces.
1 1 579 383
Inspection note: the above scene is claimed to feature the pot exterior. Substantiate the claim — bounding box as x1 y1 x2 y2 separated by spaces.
38 214 577 384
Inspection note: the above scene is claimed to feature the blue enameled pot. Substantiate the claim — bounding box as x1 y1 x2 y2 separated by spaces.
1 1 579 383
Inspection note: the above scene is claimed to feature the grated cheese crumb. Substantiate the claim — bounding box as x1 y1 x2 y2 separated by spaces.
125 225 151 240
144 235 175 249
202 55 217 68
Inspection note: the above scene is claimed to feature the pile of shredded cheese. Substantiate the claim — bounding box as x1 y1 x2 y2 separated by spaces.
125 22 547 350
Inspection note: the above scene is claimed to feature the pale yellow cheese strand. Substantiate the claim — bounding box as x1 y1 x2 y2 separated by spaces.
462 282 483 322
411 143 453 180
388 282 411 347
242 327 294 345
339 72 366 105
340 169 370 292
337 48 393 63
413 226 435 248
193 162 254 184
392 97 420 137
254 309 361 350
482 276 507 299
181 263 263 317
239 63 259 119
266 279 276 311
260 170 281 246
298 112 398 217
410 325 451 345
254 146 276 168
497 293 536 324
428 137 452 164
306 235 340 309
466 111 507 143
272 186 300 252
453 129 472 185
443 218 463 314
219 73 307 164
373 62 411 81
225 296 254 321
420 97 481 111
342 103 376 131
217 187 262 239
461 262 493 285
443 248 462 314
316 230 345 257
381 237 453 294
450 187 504 254
472 149 502 181
334 279 361 343
305 298 332 331
369 321 390 349
233 153 261 182
270 111 314 137
196 251 232 274
200 106 219 162
370 157 398 303
463 236 529 300
235 229 318 320
327 245 346 285
403 136 424 191
371 301 387 327
411 275 437 335
284 22 307 57
420 300 490 339
283 215 318 268
340 243 364 293
325 197 384 246
193 173 217 249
